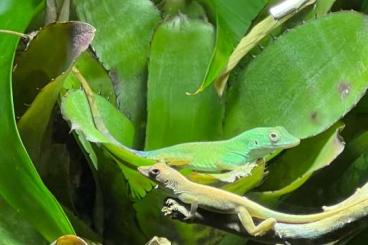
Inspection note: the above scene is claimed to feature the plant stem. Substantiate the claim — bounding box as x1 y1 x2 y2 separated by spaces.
0 29 30 39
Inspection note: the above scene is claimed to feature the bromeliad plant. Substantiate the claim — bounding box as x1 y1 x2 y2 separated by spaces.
2 0 368 244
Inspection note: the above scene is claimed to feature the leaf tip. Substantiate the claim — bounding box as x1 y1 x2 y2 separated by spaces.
186 87 204 96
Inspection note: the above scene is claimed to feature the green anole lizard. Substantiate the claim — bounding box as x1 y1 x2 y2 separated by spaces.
138 162 365 236
134 127 299 182
138 126 299 171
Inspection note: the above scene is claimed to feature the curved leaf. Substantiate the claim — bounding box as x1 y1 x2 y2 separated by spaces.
194 0 267 93
139 15 227 243
0 0 75 241
225 12 368 139
145 15 223 150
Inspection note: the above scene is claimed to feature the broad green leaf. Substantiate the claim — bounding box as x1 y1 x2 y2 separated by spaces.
145 15 223 150
139 15 227 243
225 12 368 139
74 0 160 146
253 122 344 202
193 0 267 93
0 0 75 241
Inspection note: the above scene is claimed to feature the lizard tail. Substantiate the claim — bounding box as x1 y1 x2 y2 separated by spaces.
106 144 155 166
257 198 366 223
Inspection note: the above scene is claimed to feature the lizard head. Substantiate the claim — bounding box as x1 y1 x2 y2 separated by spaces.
237 126 300 159
264 126 300 149
138 162 187 191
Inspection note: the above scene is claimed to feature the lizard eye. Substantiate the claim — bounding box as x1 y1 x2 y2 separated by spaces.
269 131 280 143
149 168 160 177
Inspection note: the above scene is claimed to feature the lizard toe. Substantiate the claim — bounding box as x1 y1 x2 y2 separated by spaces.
165 198 178 207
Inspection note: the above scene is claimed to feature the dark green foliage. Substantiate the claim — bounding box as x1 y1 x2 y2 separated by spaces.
2 0 368 244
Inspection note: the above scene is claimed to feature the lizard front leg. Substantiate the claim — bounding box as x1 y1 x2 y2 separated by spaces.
163 198 198 220
162 198 191 219
209 163 258 183
237 207 276 236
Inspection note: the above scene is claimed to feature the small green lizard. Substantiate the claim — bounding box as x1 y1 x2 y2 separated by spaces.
139 127 299 171
133 127 299 182
138 162 363 236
